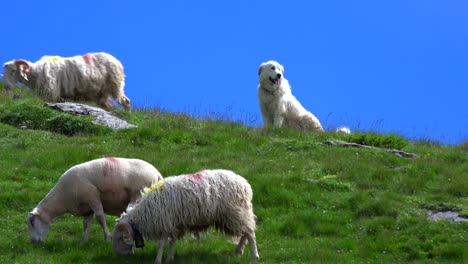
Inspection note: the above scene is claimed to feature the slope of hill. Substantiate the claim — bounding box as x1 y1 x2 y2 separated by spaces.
0 82 466 263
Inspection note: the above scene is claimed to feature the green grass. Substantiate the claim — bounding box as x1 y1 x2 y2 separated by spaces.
0 83 467 263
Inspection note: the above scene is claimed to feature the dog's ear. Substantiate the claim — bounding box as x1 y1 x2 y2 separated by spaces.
258 63 265 76
279 64 285 73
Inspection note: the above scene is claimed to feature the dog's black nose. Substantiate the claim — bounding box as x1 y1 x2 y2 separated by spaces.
276 73 282 78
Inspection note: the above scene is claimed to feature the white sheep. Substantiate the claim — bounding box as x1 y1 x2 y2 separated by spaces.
3 52 131 111
27 157 163 243
112 169 260 264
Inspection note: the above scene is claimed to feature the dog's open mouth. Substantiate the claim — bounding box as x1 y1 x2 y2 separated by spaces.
269 77 281 85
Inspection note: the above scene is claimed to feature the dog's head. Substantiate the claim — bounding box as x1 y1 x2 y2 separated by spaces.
258 61 284 91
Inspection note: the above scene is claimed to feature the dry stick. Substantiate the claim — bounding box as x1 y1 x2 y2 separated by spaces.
322 140 419 158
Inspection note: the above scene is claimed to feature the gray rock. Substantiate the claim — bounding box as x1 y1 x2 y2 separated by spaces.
45 102 137 130
428 211 468 222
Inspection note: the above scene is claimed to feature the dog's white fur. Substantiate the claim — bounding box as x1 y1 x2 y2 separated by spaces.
257 61 324 132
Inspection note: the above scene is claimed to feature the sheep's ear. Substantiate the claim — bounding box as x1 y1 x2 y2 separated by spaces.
258 63 265 76
28 209 40 227
28 214 36 227
31 208 40 216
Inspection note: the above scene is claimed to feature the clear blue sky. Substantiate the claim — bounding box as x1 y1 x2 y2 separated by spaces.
2 1 467 144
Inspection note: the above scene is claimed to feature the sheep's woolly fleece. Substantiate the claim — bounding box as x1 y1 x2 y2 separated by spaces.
120 169 256 240
2 52 131 111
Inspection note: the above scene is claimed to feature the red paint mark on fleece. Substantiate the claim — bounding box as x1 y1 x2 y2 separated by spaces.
106 157 120 164
187 171 204 182
82 53 93 65
102 158 118 178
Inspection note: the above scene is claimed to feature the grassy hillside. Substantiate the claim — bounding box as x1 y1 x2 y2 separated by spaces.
0 83 467 263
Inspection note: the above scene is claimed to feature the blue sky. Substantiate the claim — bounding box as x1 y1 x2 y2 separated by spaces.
2 1 467 144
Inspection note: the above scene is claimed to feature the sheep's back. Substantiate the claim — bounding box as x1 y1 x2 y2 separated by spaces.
132 170 255 239
31 53 124 100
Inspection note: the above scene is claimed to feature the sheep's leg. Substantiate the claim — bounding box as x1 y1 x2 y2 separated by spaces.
235 234 248 256
97 97 114 111
246 232 260 261
155 235 168 264
95 213 111 241
89 203 111 241
80 214 94 244
166 236 177 263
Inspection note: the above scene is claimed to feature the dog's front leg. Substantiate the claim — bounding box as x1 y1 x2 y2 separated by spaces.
273 115 284 128
272 104 286 128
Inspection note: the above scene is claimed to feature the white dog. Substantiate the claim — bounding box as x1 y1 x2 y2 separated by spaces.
257 60 324 132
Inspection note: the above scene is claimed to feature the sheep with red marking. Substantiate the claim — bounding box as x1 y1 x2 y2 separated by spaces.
27 158 163 243
112 169 260 264
3 52 131 111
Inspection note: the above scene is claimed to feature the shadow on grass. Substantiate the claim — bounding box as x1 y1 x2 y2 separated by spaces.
92 248 247 264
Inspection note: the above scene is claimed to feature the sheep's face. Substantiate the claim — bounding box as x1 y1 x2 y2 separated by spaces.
112 222 135 256
27 212 50 243
3 61 21 91
258 61 285 92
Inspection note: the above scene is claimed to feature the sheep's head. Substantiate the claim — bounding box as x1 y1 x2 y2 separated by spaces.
3 59 30 91
27 209 50 243
112 222 135 256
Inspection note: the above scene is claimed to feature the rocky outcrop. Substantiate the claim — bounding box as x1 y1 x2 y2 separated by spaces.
45 102 137 130
428 211 468 222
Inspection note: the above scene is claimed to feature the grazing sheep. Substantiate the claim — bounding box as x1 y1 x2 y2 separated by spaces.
27 158 163 243
112 169 260 264
3 52 131 111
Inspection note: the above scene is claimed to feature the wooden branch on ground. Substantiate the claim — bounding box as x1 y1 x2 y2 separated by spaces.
323 140 419 158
